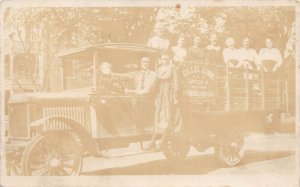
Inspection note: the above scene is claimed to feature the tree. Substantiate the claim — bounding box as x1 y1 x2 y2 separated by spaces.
4 7 295 91
4 7 158 91
153 6 295 56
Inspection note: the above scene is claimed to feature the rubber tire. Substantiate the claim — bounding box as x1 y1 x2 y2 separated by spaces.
162 134 190 160
21 132 82 176
214 128 245 167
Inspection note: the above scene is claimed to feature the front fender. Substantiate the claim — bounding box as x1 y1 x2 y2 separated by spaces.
29 116 99 156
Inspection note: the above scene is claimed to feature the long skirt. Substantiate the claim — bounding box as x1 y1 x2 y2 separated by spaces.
154 81 175 133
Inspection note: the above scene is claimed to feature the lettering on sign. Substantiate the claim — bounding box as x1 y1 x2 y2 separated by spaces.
179 64 217 103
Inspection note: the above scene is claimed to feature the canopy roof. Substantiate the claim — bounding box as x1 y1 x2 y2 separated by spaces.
55 43 159 60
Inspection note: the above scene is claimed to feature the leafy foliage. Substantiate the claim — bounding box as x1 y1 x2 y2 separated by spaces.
3 7 295 91
155 6 295 53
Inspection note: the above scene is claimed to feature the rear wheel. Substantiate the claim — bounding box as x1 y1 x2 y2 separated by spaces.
162 134 190 160
215 129 245 166
21 132 82 176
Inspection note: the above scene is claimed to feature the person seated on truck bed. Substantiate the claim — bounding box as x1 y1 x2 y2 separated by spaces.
223 37 242 76
258 38 283 73
171 35 187 66
238 37 259 71
187 36 206 63
206 33 223 67
147 24 170 51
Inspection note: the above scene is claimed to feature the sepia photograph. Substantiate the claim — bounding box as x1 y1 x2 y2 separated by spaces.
1 1 298 186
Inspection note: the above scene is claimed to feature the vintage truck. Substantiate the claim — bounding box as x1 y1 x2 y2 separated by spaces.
5 43 292 176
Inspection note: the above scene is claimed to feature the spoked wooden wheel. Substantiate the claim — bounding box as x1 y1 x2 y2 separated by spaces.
21 132 82 176
215 129 245 166
162 134 190 160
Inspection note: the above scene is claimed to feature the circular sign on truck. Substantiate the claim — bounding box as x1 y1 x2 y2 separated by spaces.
179 63 218 104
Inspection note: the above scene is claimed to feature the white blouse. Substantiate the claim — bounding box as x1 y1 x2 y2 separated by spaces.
223 47 239 63
147 35 170 50
171 46 187 62
258 48 282 67
237 48 258 64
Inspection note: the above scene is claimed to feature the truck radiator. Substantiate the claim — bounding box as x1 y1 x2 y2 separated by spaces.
42 107 85 131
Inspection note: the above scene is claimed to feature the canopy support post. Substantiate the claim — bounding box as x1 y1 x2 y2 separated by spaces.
92 50 98 93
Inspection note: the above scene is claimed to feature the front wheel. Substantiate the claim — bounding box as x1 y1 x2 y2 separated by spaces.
21 132 82 176
215 129 245 166
161 134 190 160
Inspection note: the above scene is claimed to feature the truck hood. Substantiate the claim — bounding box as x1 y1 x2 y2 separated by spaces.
8 92 91 104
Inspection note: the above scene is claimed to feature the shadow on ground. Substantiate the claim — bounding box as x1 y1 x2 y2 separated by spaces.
81 150 294 175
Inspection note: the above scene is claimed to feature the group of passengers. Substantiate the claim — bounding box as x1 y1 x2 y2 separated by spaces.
97 26 284 151
147 25 283 73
